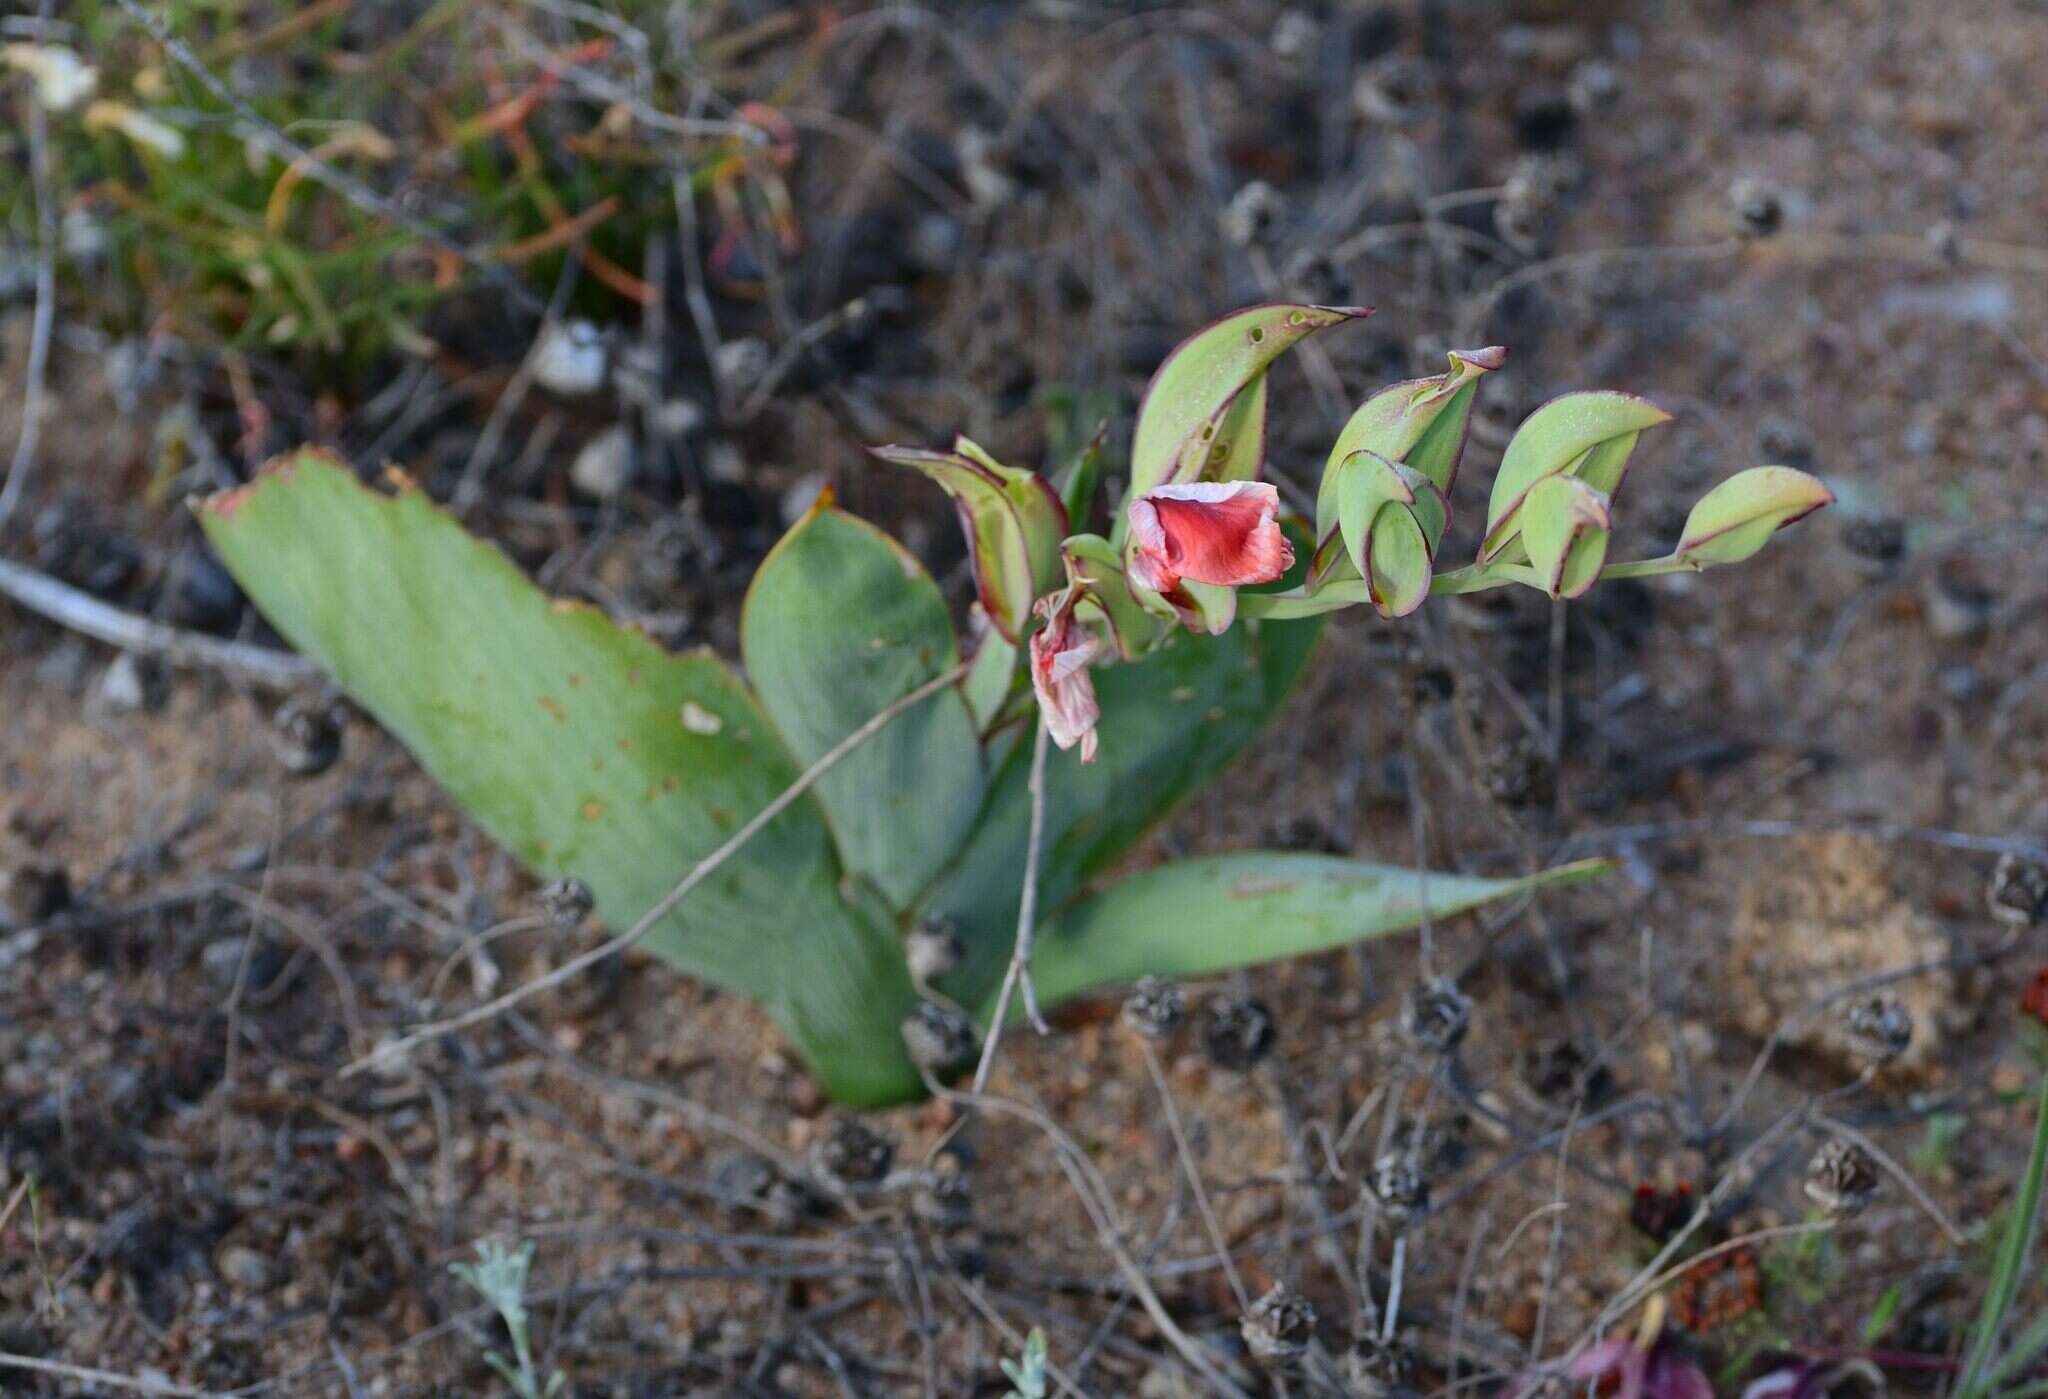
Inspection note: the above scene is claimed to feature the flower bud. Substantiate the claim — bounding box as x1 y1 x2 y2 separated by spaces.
1481 392 1670 565
871 437 1067 643
1517 475 1612 599
1675 466 1834 567
1325 450 1446 618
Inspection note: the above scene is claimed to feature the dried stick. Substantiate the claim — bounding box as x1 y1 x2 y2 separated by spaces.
1138 1035 1251 1312
0 557 318 686
0 1354 223 1398
344 663 968 1076
972 717 1053 1093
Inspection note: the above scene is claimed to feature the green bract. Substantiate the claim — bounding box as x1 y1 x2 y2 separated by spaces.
197 305 1831 1107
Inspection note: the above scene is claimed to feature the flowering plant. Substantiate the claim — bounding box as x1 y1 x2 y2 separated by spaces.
197 304 1826 1104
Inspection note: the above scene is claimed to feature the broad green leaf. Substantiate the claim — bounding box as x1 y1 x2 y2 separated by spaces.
741 504 984 910
1519 475 1613 599
198 451 920 1105
918 617 1323 1007
1020 852 1615 1011
1314 346 1505 542
1199 372 1270 483
872 440 1067 643
1129 302 1368 501
1676 466 1835 565
962 630 1020 736
1481 391 1672 562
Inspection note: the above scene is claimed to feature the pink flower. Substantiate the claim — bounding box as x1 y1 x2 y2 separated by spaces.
1562 1332 1715 1399
1127 481 1293 598
1029 592 1100 763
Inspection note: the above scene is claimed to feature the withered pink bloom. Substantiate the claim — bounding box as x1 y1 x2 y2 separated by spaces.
1029 593 1100 763
1127 481 1293 597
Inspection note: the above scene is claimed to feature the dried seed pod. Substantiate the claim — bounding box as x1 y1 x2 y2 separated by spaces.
905 915 964 985
1402 977 1473 1053
1369 1152 1429 1224
1729 176 1784 238
1201 995 1276 1070
1222 180 1286 248
1520 1038 1610 1108
1988 852 2048 928
1241 1282 1317 1362
1343 1329 1417 1399
900 1001 978 1076
813 1118 895 1187
1804 1139 1879 1216
1629 1182 1696 1242
1122 976 1186 1040
1841 995 1914 1063
1482 731 1555 809
270 696 345 776
538 876 595 928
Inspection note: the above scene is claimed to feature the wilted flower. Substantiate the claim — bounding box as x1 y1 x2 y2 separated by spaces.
1127 480 1293 631
3 42 98 112
1028 590 1100 762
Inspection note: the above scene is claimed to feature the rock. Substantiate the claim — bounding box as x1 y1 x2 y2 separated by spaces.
1727 835 1958 1071
529 319 606 396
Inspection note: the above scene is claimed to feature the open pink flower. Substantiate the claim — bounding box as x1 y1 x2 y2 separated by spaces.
1029 592 1100 763
1127 481 1293 597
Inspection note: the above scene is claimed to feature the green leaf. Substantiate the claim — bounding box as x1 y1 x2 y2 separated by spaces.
741 504 984 909
1518 475 1613 599
1129 302 1369 501
1481 391 1672 562
962 631 1020 736
871 440 1067 643
198 451 919 1105
919 617 1323 1008
1676 466 1835 566
1021 852 1615 1011
1314 346 1505 543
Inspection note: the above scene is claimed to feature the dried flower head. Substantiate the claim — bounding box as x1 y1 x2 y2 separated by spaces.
1370 1152 1429 1224
1804 1139 1878 1216
1201 994 1276 1070
813 1118 895 1187
905 915 964 985
900 1001 978 1076
270 696 345 776
1241 1282 1317 1362
1841 995 1914 1063
1344 1330 1417 1398
1520 1038 1607 1107
1403 977 1473 1053
1483 731 1556 809
1121 976 1186 1040
538 876 595 928
1729 176 1785 238
1988 852 2048 928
